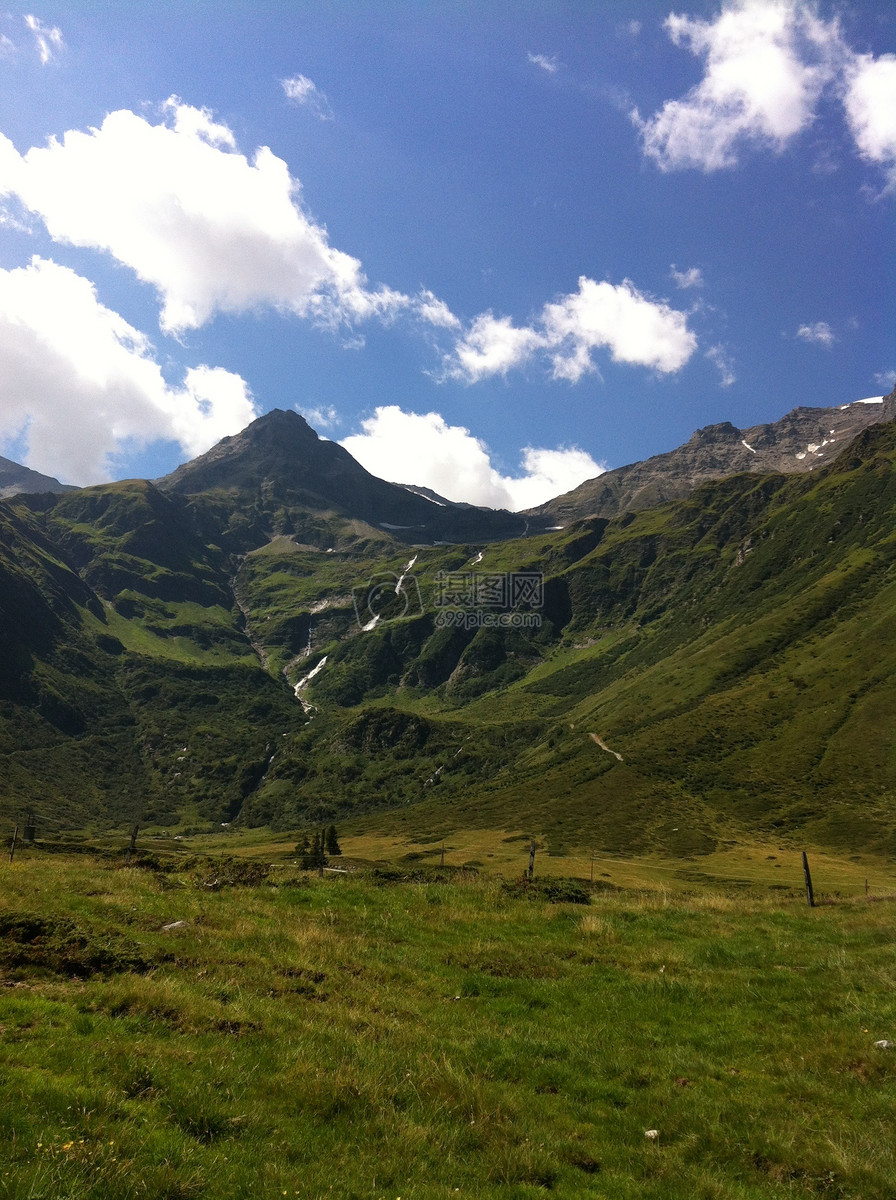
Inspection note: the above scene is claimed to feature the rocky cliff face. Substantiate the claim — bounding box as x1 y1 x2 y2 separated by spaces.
529 392 896 524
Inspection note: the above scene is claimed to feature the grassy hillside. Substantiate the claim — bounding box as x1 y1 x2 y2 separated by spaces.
0 484 307 833
1 420 895 853
1 852 895 1199
245 422 896 853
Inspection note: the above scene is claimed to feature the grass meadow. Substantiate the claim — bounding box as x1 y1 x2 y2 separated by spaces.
1 850 895 1199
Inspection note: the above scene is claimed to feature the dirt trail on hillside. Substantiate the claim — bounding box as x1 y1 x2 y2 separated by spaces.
589 733 623 761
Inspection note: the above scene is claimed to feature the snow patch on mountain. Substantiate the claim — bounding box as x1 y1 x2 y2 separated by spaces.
294 655 327 710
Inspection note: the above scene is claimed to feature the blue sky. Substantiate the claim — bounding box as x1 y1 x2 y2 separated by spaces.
0 1 893 509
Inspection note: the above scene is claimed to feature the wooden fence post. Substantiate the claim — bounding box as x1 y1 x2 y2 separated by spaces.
801 851 815 908
9 825 18 864
126 823 139 864
528 839 536 881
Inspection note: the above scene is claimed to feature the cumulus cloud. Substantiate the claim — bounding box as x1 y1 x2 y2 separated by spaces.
448 277 697 383
634 0 896 188
0 257 257 483
451 313 547 382
282 74 333 120
873 369 896 393
635 1 842 172
842 52 896 190
24 14 63 64
796 320 835 347
528 52 559 74
341 406 604 510
0 98 698 393
0 98 444 335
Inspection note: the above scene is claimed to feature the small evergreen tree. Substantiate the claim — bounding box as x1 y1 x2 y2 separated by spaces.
301 831 326 870
325 825 341 856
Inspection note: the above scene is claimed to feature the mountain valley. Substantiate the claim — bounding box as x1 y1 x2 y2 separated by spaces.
1 394 895 858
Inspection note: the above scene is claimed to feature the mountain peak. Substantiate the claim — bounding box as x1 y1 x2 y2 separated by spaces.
225 407 320 448
249 408 317 434
155 405 534 543
688 421 740 445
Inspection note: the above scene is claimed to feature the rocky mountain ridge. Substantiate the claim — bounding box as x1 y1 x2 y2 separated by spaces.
529 394 896 523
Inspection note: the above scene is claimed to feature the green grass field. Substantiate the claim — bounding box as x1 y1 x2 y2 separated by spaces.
2 851 895 1199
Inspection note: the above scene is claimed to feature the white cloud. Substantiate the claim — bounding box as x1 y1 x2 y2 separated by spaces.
509 446 607 510
872 369 896 393
705 343 736 385
671 264 704 289
842 52 896 190
449 277 697 384
543 278 697 379
0 98 696 393
635 1 896 188
633 1 844 171
24 14 63 64
282 74 333 120
634 1 843 171
297 404 340 432
528 52 559 74
451 313 547 382
341 406 604 510
0 257 257 483
796 320 835 347
416 288 461 330
163 97 236 148
0 98 440 335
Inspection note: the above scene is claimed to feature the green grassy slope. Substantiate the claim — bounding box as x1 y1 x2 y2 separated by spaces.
251 423 896 852
1 855 895 1199
1 420 895 852
0 484 307 832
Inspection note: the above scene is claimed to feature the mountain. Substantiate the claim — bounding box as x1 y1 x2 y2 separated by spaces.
1 392 895 858
159 408 537 544
0 454 77 499
529 394 896 524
